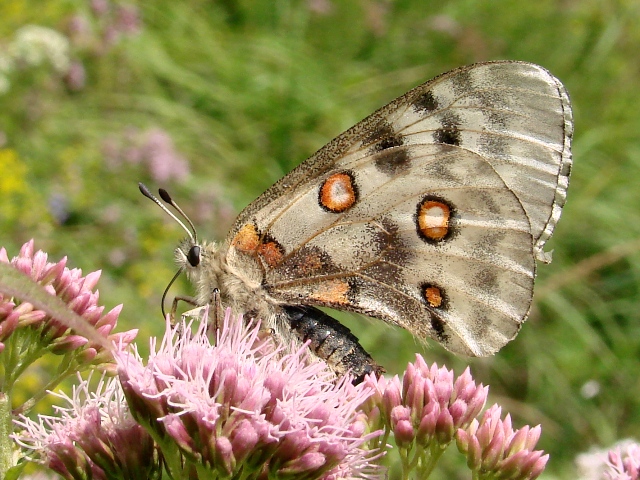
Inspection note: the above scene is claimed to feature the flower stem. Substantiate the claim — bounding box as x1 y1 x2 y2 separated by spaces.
416 443 446 478
0 392 15 477
13 353 80 416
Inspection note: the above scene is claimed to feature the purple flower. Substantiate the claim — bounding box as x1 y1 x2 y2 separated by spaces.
456 404 548 480
64 60 86 91
605 442 640 480
90 0 110 17
100 127 190 184
141 128 190 183
12 375 157 479
0 240 136 360
117 308 383 479
114 5 141 36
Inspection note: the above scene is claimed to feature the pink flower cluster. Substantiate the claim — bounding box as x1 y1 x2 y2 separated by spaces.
606 443 640 480
0 240 136 360
362 356 488 448
67 0 142 55
457 405 548 479
3 239 552 479
117 309 383 479
13 375 157 480
361 355 548 479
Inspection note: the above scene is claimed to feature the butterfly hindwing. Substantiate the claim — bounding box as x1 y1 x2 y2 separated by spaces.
224 60 572 357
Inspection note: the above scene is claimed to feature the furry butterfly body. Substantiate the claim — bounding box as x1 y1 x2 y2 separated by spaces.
167 61 572 379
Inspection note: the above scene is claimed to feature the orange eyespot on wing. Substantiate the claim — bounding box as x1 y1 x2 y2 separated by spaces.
319 172 358 213
422 284 444 308
416 198 452 242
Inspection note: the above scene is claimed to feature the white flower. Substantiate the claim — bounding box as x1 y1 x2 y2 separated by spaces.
9 25 70 74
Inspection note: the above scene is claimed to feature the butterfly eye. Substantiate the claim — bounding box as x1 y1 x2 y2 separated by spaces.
187 245 201 267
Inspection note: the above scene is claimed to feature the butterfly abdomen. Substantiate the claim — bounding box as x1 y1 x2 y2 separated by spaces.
282 305 384 383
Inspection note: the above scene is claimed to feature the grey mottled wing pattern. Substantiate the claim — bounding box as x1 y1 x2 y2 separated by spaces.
225 61 573 356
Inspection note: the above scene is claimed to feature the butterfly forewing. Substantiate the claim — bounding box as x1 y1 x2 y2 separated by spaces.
224 61 572 357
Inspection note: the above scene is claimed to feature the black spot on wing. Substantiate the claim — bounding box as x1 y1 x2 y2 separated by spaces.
374 148 411 175
362 120 412 175
434 127 461 146
433 112 462 146
450 69 474 97
276 245 342 279
362 120 403 150
430 314 448 342
413 90 439 113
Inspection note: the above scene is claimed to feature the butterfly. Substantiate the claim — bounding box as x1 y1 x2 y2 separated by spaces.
141 60 573 382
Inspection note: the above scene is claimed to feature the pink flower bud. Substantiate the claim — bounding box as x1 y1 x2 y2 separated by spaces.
455 403 548 480
214 436 235 475
163 415 196 456
394 419 415 447
230 419 259 462
280 452 326 475
435 408 455 444
50 334 89 353
382 376 403 414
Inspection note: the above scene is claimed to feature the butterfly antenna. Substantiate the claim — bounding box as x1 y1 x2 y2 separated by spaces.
158 187 198 244
138 182 197 243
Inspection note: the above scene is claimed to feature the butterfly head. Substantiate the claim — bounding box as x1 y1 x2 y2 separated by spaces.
176 237 202 270
174 235 227 305
174 236 221 285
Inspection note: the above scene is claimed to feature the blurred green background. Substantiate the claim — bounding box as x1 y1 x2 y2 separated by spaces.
2 0 639 478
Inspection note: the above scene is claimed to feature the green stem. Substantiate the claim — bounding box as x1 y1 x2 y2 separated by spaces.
416 443 447 478
399 445 412 480
13 350 82 416
0 392 15 478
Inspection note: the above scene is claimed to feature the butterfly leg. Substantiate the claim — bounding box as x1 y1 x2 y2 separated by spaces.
170 294 197 322
207 288 225 336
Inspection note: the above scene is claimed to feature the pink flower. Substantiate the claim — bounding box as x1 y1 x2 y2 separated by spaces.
605 442 640 480
360 356 488 478
117 308 383 479
0 240 136 360
456 404 548 480
90 0 109 17
12 375 157 479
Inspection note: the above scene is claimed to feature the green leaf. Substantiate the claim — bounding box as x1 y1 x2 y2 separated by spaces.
3 462 27 480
